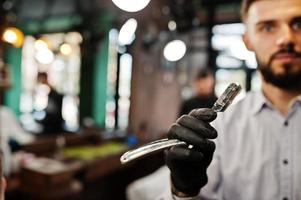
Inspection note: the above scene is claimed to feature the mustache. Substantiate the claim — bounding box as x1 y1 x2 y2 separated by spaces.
270 46 301 61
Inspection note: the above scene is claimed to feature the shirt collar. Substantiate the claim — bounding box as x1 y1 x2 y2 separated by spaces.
251 90 272 115
291 94 301 108
252 91 301 115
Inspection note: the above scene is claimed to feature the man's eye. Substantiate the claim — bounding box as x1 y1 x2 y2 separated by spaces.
292 20 301 30
261 24 274 32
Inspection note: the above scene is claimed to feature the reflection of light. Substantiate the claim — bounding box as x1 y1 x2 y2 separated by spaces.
216 55 242 68
106 100 116 129
108 71 117 83
251 72 262 91
211 23 258 69
106 116 115 129
246 56 257 69
119 53 132 97
230 42 254 60
109 29 119 41
53 59 65 71
112 0 150 12
213 23 245 35
62 95 79 131
168 21 177 31
118 97 130 129
118 18 137 46
20 93 33 113
106 101 116 112
34 84 50 111
2 27 24 47
33 110 46 120
117 45 127 54
118 98 130 109
3 30 16 43
35 49 54 64
65 32 83 45
120 54 132 76
212 35 237 51
163 40 186 61
60 43 72 55
34 39 48 50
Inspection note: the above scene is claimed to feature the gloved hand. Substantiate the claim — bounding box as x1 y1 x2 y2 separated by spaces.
165 108 217 196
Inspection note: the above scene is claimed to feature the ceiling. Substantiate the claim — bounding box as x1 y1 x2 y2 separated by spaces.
0 0 242 35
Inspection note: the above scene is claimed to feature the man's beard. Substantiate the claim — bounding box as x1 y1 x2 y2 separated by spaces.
257 45 301 90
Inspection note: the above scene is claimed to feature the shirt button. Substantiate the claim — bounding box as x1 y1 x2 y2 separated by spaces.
284 121 289 126
283 197 288 200
283 159 288 165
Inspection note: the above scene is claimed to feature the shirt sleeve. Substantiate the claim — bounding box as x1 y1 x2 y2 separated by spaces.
2 107 35 144
127 166 171 200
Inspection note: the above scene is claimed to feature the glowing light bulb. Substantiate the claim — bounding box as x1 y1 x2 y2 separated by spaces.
60 43 72 55
112 0 150 12
168 21 177 31
163 40 186 62
34 39 48 50
118 18 137 46
35 49 54 64
2 27 24 47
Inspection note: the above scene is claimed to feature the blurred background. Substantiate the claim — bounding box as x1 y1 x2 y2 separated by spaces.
0 0 260 199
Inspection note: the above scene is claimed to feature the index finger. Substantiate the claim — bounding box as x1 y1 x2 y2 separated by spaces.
189 108 217 122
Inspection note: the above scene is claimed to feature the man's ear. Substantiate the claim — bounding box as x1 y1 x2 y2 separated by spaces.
242 33 254 51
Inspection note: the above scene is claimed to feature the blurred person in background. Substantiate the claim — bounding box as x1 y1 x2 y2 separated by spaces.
0 105 35 175
0 61 35 175
179 68 217 115
34 72 64 135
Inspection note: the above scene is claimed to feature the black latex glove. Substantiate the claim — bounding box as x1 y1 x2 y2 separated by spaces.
165 108 217 196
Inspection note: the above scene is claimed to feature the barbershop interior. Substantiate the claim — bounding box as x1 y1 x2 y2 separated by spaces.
0 0 260 199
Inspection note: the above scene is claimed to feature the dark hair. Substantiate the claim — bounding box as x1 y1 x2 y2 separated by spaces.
195 68 214 80
38 72 48 78
240 0 259 21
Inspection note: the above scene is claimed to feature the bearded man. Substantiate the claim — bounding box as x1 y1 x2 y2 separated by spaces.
161 0 301 199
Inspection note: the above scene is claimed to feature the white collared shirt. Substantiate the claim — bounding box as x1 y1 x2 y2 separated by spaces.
202 91 301 200
0 106 34 174
128 91 301 200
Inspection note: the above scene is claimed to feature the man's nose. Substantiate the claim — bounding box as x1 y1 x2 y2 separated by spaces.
276 26 296 47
